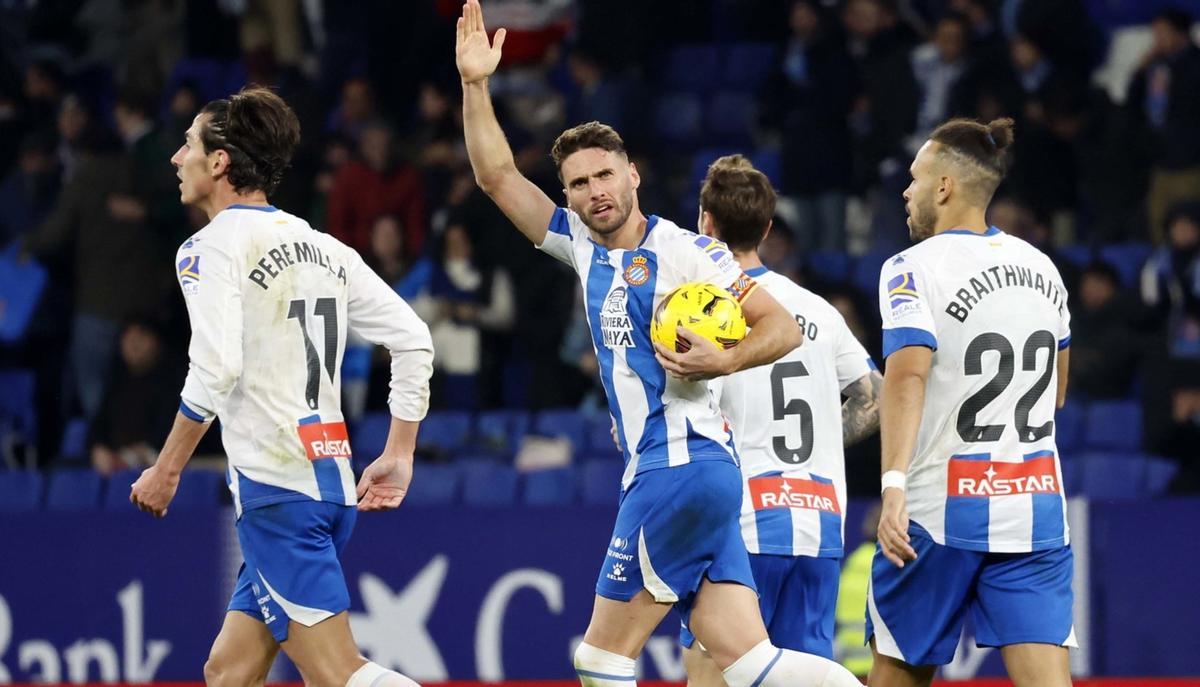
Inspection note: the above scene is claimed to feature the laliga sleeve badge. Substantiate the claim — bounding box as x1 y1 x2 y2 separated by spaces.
624 255 650 286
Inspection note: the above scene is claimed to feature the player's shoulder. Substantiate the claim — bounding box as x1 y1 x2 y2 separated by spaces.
649 218 737 272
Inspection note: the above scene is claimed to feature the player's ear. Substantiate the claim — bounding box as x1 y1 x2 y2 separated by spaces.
210 148 230 178
628 160 640 190
762 218 773 242
936 174 953 205
699 209 715 237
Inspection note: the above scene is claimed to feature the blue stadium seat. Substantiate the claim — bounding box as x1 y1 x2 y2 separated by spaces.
851 248 895 297
1078 451 1148 500
438 374 478 411
662 45 720 93
0 249 47 343
351 412 392 470
1056 245 1092 270
721 43 778 92
806 250 853 285
172 470 222 510
522 466 578 506
1144 455 1179 495
475 409 531 453
46 469 102 510
0 471 43 512
59 417 89 462
586 415 621 454
580 459 625 506
1099 242 1153 287
105 470 140 511
750 148 783 187
0 369 37 441
405 463 460 506
418 411 472 454
706 91 756 144
1058 456 1083 497
461 463 519 506
1084 400 1142 451
1054 403 1086 455
654 93 704 146
532 408 587 453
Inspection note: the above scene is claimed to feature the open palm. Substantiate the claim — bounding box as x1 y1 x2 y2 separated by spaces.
356 456 413 512
456 0 507 84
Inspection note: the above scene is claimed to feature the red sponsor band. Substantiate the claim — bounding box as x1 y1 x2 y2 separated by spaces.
297 421 352 460
948 456 1059 497
748 476 841 514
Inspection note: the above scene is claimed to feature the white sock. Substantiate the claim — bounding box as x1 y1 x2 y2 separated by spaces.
574 641 637 686
722 639 861 687
346 661 421 687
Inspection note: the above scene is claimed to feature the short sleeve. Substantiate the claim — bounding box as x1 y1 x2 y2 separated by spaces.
878 253 937 358
832 312 875 390
536 207 587 271
675 234 759 303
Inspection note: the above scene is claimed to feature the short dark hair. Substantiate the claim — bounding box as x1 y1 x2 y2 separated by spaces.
699 154 777 253
550 121 626 174
198 86 300 195
929 117 1014 203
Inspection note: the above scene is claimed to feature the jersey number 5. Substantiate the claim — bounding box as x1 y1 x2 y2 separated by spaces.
288 297 339 410
957 330 1056 443
771 361 815 464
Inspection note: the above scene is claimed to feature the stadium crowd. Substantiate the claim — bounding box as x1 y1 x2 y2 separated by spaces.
0 0 1198 497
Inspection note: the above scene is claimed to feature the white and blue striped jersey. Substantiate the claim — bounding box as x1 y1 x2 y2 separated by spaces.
878 227 1071 553
175 204 433 517
538 208 759 489
718 268 874 558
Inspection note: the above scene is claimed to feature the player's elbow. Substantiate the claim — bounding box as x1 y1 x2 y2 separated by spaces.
473 161 517 196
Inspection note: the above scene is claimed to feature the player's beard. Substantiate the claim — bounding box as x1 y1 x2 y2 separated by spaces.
582 188 634 236
907 192 937 242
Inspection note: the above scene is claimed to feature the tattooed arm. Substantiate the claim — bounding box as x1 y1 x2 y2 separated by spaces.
842 369 883 446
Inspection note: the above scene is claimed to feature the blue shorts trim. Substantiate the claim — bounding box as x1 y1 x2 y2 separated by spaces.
228 500 357 642
680 553 839 657
866 523 1075 666
595 462 755 625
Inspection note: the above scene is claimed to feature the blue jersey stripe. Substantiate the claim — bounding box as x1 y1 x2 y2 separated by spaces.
945 453 991 546
811 474 843 556
585 247 628 463
622 251 667 460
298 414 346 503
1026 450 1066 547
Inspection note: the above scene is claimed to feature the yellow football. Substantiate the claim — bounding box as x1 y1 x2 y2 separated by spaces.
651 282 747 353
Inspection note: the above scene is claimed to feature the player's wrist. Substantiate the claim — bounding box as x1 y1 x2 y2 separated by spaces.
880 469 906 494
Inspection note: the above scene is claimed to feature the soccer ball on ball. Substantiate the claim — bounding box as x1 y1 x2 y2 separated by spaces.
650 282 747 353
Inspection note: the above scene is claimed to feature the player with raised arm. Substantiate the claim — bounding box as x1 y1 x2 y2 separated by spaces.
457 3 860 686
129 87 432 687
869 118 1074 687
680 155 882 686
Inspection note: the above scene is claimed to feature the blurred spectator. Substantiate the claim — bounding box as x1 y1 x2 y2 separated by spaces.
0 129 60 247
327 119 428 259
55 93 99 182
21 90 175 421
1141 203 1200 358
21 58 65 130
1127 8 1200 243
948 0 1006 70
366 214 411 286
759 217 803 284
1069 261 1142 399
89 320 179 476
764 0 855 252
844 0 918 191
565 48 628 132
239 0 304 73
326 76 378 144
411 222 515 410
907 12 971 152
166 80 202 142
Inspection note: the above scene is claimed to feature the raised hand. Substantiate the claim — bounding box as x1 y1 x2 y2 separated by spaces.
456 0 507 84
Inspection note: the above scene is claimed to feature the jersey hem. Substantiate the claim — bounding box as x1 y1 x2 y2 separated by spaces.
940 534 1069 553
751 545 845 558
237 490 321 513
